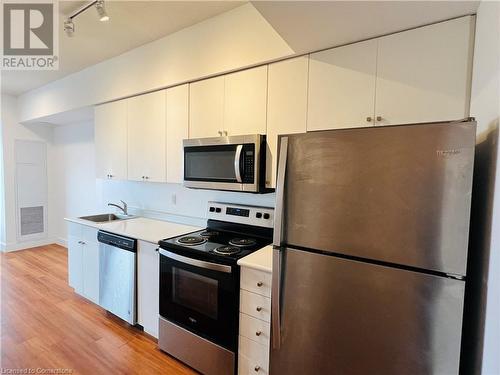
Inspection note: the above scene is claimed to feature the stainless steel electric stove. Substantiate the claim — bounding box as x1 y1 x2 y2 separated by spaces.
157 202 273 375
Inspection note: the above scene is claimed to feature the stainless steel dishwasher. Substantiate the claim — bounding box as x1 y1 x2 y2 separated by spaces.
97 230 137 324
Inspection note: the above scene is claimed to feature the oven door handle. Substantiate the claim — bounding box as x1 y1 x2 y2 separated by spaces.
159 248 232 273
234 145 243 183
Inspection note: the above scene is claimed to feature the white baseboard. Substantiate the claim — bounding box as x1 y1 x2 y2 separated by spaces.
56 237 68 248
2 238 59 252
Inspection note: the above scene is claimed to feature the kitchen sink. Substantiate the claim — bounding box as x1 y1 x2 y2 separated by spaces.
78 213 135 223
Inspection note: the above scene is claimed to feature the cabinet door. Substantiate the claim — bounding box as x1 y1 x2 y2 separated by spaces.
375 16 474 126
94 100 128 180
224 66 268 136
189 76 224 138
166 84 189 183
137 241 160 338
127 91 167 182
68 235 83 295
81 227 99 304
266 57 308 188
307 40 378 131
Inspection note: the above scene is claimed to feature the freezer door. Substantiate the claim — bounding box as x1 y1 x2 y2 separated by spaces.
280 120 475 275
270 247 465 375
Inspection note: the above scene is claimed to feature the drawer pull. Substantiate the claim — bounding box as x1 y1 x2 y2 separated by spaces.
255 331 262 336
256 306 262 312
257 281 263 287
254 366 261 372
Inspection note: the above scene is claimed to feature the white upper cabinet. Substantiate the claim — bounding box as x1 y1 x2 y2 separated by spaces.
189 76 225 138
224 66 268 136
374 16 474 126
127 90 167 183
95 100 128 180
166 84 189 183
266 57 308 188
308 39 378 130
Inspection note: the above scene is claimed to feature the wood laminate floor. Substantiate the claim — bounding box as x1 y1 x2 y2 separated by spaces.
0 244 197 374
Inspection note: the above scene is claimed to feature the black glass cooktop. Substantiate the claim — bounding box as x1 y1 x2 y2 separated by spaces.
158 220 273 265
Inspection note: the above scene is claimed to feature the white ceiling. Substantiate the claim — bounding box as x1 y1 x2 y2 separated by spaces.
252 1 479 54
1 1 244 96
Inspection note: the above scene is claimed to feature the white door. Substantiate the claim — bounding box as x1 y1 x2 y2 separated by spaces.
68 235 83 295
127 90 167 182
95 100 128 180
307 39 378 131
137 241 160 338
81 227 99 304
166 84 189 183
224 66 268 136
375 16 474 126
266 57 308 188
189 76 225 138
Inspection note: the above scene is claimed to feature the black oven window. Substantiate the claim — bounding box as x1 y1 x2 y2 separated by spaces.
185 150 236 180
172 268 218 319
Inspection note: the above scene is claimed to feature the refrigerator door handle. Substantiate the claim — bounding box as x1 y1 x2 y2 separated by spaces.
272 246 282 349
273 136 288 247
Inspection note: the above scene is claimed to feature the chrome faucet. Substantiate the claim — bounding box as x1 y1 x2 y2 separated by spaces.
108 200 128 215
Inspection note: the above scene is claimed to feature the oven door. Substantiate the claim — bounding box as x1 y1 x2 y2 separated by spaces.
183 135 262 192
159 248 239 350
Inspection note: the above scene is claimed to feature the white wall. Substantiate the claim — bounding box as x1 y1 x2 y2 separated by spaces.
18 4 293 123
466 1 500 374
51 121 99 245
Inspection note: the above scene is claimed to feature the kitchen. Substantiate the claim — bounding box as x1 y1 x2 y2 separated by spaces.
0 1 499 375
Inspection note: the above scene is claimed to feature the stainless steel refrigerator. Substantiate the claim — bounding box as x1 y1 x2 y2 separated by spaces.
271 119 476 375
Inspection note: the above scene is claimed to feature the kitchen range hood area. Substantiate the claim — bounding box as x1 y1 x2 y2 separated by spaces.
1 2 499 375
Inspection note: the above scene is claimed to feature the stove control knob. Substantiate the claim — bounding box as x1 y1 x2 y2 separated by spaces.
256 212 262 218
209 207 215 212
263 213 270 220
215 207 222 213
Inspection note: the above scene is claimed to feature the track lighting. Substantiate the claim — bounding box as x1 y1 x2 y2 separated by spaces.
64 18 74 37
64 0 110 37
95 0 109 22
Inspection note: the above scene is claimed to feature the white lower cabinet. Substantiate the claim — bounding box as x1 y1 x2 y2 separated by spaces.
137 240 160 338
67 223 99 303
239 266 272 375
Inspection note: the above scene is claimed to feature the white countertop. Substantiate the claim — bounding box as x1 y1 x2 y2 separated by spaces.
237 245 273 273
65 216 203 244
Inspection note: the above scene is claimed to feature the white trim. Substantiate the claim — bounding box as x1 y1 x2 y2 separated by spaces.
2 238 59 252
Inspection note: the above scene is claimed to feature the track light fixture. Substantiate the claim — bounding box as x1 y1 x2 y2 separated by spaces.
64 18 75 37
95 0 109 22
64 0 110 37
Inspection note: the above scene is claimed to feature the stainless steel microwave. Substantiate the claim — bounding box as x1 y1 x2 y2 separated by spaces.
183 134 267 193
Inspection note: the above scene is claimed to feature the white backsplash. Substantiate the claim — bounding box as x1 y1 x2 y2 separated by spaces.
98 179 276 227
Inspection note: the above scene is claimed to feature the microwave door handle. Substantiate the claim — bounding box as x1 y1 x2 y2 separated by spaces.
234 145 243 183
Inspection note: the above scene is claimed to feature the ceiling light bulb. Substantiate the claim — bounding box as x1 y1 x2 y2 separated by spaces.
96 0 109 22
64 18 74 36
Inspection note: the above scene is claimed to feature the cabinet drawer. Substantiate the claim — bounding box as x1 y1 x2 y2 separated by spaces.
81 225 98 244
239 335 269 372
240 290 271 322
239 313 270 346
238 353 269 375
68 222 82 238
241 268 271 297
